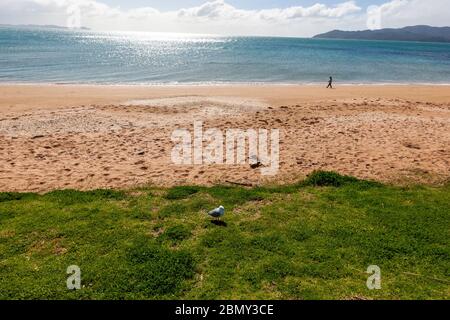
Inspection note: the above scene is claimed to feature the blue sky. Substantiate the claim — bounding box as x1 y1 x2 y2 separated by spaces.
1 0 448 37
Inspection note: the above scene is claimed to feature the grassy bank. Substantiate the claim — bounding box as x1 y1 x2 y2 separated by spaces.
0 172 448 300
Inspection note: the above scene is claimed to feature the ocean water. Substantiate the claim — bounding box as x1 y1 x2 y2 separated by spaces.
1 26 450 85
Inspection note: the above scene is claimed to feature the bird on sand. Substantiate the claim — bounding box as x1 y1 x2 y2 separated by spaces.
208 206 225 220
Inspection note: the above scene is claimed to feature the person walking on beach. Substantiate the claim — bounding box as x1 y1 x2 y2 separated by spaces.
327 76 333 89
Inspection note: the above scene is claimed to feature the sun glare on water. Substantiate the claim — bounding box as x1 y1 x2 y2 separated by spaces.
79 30 229 44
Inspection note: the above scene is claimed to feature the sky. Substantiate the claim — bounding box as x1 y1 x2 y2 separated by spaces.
0 0 449 37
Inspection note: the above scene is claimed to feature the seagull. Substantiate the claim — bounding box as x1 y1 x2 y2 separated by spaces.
208 206 225 220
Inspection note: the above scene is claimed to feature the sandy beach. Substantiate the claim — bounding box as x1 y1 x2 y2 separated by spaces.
0 84 449 192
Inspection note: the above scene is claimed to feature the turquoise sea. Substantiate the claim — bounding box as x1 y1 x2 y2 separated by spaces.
1 26 449 85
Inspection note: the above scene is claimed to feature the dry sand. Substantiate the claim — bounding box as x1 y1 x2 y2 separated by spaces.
0 84 449 192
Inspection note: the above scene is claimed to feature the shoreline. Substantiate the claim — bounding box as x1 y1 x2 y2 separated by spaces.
2 84 450 110
1 82 450 87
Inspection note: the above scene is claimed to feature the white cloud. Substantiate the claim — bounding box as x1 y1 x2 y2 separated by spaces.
32 0 122 17
0 0 448 36
366 0 450 29
176 0 361 20
280 1 361 19
377 0 410 15
177 0 246 19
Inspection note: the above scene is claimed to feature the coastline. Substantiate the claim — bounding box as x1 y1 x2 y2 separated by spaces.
0 84 449 192
2 81 450 87
1 84 450 110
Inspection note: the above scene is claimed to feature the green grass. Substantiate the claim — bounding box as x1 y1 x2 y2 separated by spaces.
0 171 448 300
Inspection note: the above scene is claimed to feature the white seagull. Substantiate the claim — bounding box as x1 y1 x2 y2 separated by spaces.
208 206 225 220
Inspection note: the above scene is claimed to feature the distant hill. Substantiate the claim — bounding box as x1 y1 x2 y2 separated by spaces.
0 24 90 31
313 25 450 43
